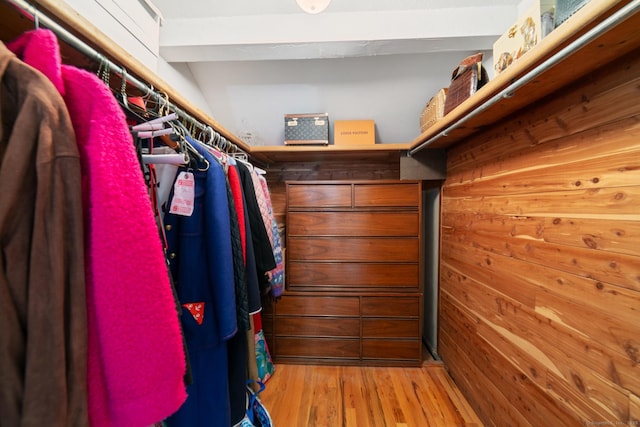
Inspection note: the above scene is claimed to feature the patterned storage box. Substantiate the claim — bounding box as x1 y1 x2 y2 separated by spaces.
284 113 329 145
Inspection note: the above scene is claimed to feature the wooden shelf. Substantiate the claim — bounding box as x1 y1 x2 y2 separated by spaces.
249 143 411 164
249 0 639 165
408 0 640 152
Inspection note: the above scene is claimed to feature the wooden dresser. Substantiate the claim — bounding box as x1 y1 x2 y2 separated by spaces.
266 180 423 366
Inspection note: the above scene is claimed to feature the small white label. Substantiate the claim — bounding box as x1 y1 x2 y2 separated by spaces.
287 120 298 126
169 171 195 216
315 119 326 126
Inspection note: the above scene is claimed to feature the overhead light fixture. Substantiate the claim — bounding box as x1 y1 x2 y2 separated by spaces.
296 0 331 14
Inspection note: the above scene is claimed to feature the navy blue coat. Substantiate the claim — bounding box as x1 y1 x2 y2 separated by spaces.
164 139 238 426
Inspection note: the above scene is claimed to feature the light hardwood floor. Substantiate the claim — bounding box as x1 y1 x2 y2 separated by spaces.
259 358 484 427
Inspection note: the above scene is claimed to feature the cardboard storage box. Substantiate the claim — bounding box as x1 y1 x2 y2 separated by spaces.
493 1 556 75
284 113 329 145
333 120 376 145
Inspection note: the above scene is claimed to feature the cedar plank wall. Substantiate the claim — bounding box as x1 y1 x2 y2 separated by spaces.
439 47 640 426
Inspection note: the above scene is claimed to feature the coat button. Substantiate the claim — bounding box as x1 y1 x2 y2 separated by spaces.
169 253 176 259
165 224 172 231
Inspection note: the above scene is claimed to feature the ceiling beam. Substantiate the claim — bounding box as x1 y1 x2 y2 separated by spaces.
159 6 517 62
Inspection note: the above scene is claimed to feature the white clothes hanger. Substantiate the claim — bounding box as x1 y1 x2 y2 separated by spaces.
141 152 189 166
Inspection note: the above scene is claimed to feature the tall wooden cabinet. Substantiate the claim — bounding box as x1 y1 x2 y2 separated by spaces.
267 180 423 366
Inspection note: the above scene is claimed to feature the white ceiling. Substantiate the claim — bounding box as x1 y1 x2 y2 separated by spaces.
153 0 522 62
152 0 522 18
150 0 525 145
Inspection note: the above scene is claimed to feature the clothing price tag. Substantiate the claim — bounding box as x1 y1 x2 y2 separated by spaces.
169 171 195 216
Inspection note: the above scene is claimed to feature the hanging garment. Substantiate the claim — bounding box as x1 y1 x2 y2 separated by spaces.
164 137 238 427
197 146 261 425
236 161 276 294
227 326 250 425
224 162 249 332
7 29 187 427
229 164 281 391
0 41 88 427
227 161 247 263
223 160 251 425
227 161 262 315
253 313 275 383
252 170 285 297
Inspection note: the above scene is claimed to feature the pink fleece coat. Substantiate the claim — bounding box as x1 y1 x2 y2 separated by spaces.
9 30 187 427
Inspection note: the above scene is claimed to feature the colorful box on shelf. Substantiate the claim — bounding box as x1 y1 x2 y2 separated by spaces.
492 0 556 75
284 113 329 145
333 120 376 145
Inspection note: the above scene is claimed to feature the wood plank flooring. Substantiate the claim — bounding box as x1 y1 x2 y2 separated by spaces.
259 358 484 427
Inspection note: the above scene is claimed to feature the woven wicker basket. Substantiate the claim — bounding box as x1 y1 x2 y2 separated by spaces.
420 88 447 133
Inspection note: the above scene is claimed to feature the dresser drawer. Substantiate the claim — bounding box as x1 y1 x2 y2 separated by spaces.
276 337 360 358
276 295 359 316
287 212 419 237
361 296 421 317
278 317 360 337
287 237 419 262
362 318 420 338
354 183 420 208
288 184 351 208
362 339 421 360
288 263 419 289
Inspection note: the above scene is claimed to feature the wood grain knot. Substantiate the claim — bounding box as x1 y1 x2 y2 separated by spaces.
623 341 639 366
571 372 586 393
582 236 599 249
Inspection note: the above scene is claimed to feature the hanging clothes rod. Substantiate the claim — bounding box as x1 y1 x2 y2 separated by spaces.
408 0 640 157
4 0 248 157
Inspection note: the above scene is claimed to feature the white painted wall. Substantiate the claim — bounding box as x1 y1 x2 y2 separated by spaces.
188 50 491 145
60 0 214 117
156 59 214 117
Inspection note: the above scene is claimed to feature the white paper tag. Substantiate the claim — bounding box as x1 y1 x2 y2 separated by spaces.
169 171 195 216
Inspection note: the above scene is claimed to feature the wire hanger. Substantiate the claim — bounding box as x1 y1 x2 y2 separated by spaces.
169 121 210 172
30 3 39 29
120 67 129 111
131 113 179 132
96 54 110 87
